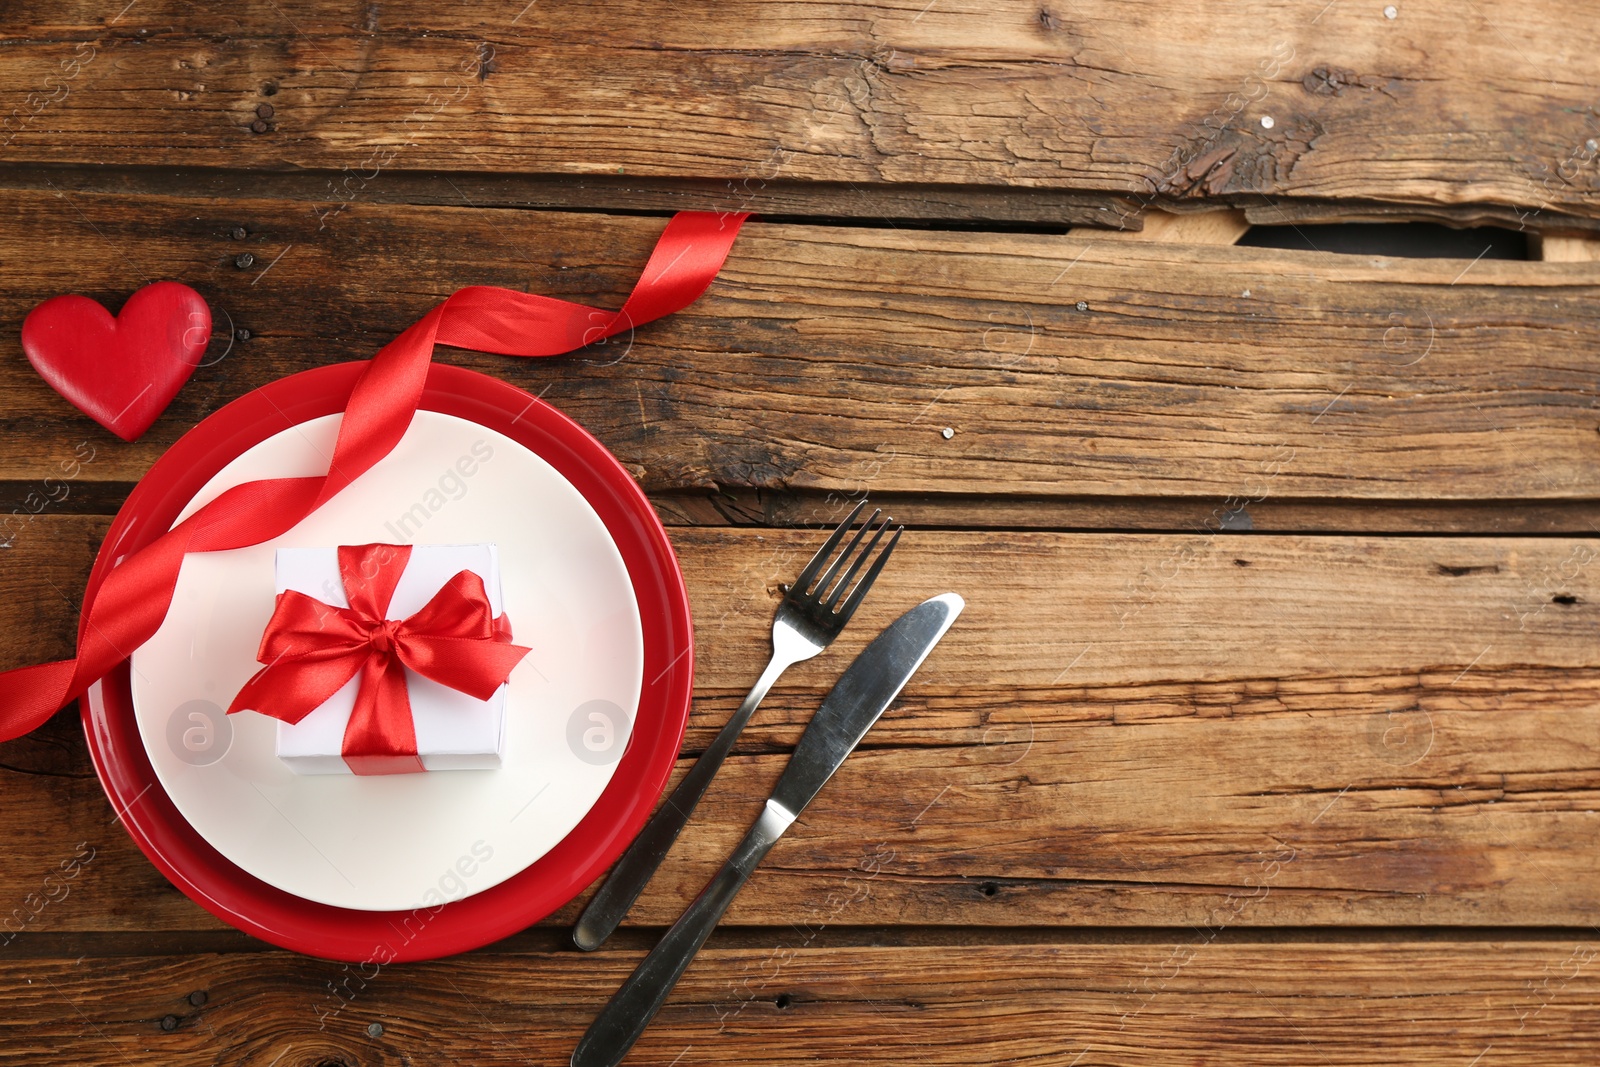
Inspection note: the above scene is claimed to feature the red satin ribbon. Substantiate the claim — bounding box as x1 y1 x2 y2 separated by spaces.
0 211 747 743
228 544 530 775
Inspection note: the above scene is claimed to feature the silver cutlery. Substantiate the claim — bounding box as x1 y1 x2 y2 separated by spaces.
571 501 901 952
571 592 964 1067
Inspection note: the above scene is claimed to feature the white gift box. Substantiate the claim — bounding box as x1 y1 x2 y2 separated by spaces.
269 543 509 775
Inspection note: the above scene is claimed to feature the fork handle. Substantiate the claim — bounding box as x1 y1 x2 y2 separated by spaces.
571 650 799 952
571 800 794 1067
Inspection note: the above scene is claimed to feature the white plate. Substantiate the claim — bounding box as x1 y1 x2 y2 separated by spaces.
130 410 642 912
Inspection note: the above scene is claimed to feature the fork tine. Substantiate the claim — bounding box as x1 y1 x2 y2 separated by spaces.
835 524 903 623
791 500 866 594
809 507 879 600
821 512 891 611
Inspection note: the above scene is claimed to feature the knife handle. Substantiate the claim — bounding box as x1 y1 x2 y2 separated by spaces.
571 799 797 1067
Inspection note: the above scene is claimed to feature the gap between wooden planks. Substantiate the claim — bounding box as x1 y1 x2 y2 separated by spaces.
2 2 1599 225
0 162 1142 229
1 194 1597 504
1 942 1597 1065
3 520 1598 930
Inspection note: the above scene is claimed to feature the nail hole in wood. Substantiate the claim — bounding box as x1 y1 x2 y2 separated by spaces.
980 881 999 897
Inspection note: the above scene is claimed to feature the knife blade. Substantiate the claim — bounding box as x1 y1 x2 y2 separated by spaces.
571 592 964 1067
768 591 963 820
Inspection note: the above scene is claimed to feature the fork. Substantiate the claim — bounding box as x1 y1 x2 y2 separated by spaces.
571 500 902 951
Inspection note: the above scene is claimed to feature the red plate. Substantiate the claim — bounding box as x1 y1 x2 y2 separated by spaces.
80 362 692 961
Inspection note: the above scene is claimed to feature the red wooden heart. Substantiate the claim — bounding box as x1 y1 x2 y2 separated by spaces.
21 281 211 442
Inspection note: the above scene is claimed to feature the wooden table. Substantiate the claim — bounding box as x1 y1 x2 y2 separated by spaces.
3 3 1599 1063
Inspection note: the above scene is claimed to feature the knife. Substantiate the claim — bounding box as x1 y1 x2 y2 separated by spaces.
571 592 964 1067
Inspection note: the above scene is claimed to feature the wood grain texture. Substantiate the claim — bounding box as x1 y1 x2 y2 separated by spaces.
2 2 1598 223
9 522 1598 713
1073 208 1250 244
1245 198 1600 234
1 941 1597 1065
1540 235 1600 262
2 2 1597 1062
4 521 1598 932
0 162 1141 229
2 193 1599 503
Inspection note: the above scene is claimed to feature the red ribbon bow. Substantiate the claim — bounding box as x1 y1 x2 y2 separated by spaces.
227 544 531 775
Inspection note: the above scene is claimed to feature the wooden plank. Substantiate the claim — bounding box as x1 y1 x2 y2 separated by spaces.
11 521 1599 716
1 3 1598 222
1245 198 1600 234
2 194 1599 502
1072 208 1249 244
11 678 1600 933
2 941 1598 1065
1540 235 1600 262
5 520 1600 930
